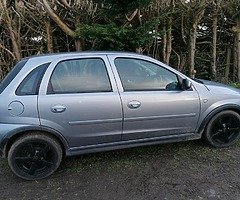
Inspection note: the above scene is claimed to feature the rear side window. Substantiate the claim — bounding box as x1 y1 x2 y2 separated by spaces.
48 58 112 94
16 63 50 95
0 59 28 94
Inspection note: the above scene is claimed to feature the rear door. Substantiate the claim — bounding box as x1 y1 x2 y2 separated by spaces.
108 55 200 140
38 55 123 148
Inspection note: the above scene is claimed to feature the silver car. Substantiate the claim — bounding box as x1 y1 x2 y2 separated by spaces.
0 52 240 180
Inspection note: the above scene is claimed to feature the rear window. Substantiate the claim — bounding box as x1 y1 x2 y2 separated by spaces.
0 59 28 94
16 63 50 95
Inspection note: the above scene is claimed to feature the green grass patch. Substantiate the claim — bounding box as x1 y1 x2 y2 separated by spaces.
230 82 240 89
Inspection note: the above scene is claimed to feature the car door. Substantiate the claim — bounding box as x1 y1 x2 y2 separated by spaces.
108 55 200 141
38 55 123 148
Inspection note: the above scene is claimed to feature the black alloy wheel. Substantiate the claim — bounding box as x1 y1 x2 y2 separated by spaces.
8 133 62 180
204 110 240 147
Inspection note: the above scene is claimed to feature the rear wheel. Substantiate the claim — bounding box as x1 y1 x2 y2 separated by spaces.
8 133 62 180
204 110 240 147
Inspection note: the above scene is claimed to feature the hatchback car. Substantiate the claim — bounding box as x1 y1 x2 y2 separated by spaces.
0 52 240 180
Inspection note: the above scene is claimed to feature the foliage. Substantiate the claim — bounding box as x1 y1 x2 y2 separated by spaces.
76 21 156 51
1 0 240 82
94 0 152 15
230 82 240 89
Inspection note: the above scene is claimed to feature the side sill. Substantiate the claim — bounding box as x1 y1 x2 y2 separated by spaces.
67 132 201 156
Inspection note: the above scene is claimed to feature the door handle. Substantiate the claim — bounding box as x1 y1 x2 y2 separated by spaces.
51 105 66 113
127 100 141 109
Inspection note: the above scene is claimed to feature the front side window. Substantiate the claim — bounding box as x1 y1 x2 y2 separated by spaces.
48 58 112 94
115 58 180 91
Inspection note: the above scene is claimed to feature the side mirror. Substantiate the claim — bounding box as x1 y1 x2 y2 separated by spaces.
182 79 192 90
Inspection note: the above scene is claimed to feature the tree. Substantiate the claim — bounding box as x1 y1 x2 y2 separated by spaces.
179 0 208 78
1 0 240 84
40 0 98 51
222 0 240 81
0 0 22 61
210 0 223 80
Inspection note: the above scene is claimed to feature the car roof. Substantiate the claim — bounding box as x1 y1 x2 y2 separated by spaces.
25 51 141 60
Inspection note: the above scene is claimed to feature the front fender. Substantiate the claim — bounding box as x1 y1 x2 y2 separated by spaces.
197 103 240 135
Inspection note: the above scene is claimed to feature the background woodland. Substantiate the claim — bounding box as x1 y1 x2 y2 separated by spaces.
0 0 240 83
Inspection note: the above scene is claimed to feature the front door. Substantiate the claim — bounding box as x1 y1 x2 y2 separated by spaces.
38 55 123 148
108 56 200 140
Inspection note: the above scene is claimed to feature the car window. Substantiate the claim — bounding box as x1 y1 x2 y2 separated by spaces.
16 63 50 95
115 58 180 91
0 59 28 94
48 58 112 94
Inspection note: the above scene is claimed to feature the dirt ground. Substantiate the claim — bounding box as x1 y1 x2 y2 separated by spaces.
1 140 240 200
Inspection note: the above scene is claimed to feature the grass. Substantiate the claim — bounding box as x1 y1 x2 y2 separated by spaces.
230 82 240 89
1 139 240 178
57 141 207 174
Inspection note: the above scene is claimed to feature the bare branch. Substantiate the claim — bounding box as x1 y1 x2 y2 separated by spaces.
181 14 187 44
178 0 189 10
41 0 76 38
58 0 71 9
125 9 138 22
0 41 16 59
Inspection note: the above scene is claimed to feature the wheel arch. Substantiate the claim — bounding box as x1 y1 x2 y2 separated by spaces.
2 126 69 158
197 104 240 136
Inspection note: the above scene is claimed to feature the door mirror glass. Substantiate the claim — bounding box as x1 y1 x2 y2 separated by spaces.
182 79 192 90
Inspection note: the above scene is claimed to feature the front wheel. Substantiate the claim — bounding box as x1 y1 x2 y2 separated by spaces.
204 110 240 148
8 133 62 180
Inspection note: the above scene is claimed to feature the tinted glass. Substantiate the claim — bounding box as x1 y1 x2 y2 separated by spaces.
115 58 180 91
48 58 112 94
0 59 28 94
16 63 49 95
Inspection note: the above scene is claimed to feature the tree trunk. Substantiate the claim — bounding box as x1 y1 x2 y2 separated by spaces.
211 12 218 80
136 47 143 54
233 19 240 82
8 26 21 62
162 25 167 62
42 0 76 38
162 18 172 65
186 8 205 78
45 20 54 53
74 15 83 51
237 21 240 81
233 34 238 82
75 39 82 51
0 1 21 61
180 54 187 72
165 17 172 65
225 47 231 82
188 25 197 78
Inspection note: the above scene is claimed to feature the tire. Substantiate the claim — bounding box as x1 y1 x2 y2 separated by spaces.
8 132 62 180
204 110 240 148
